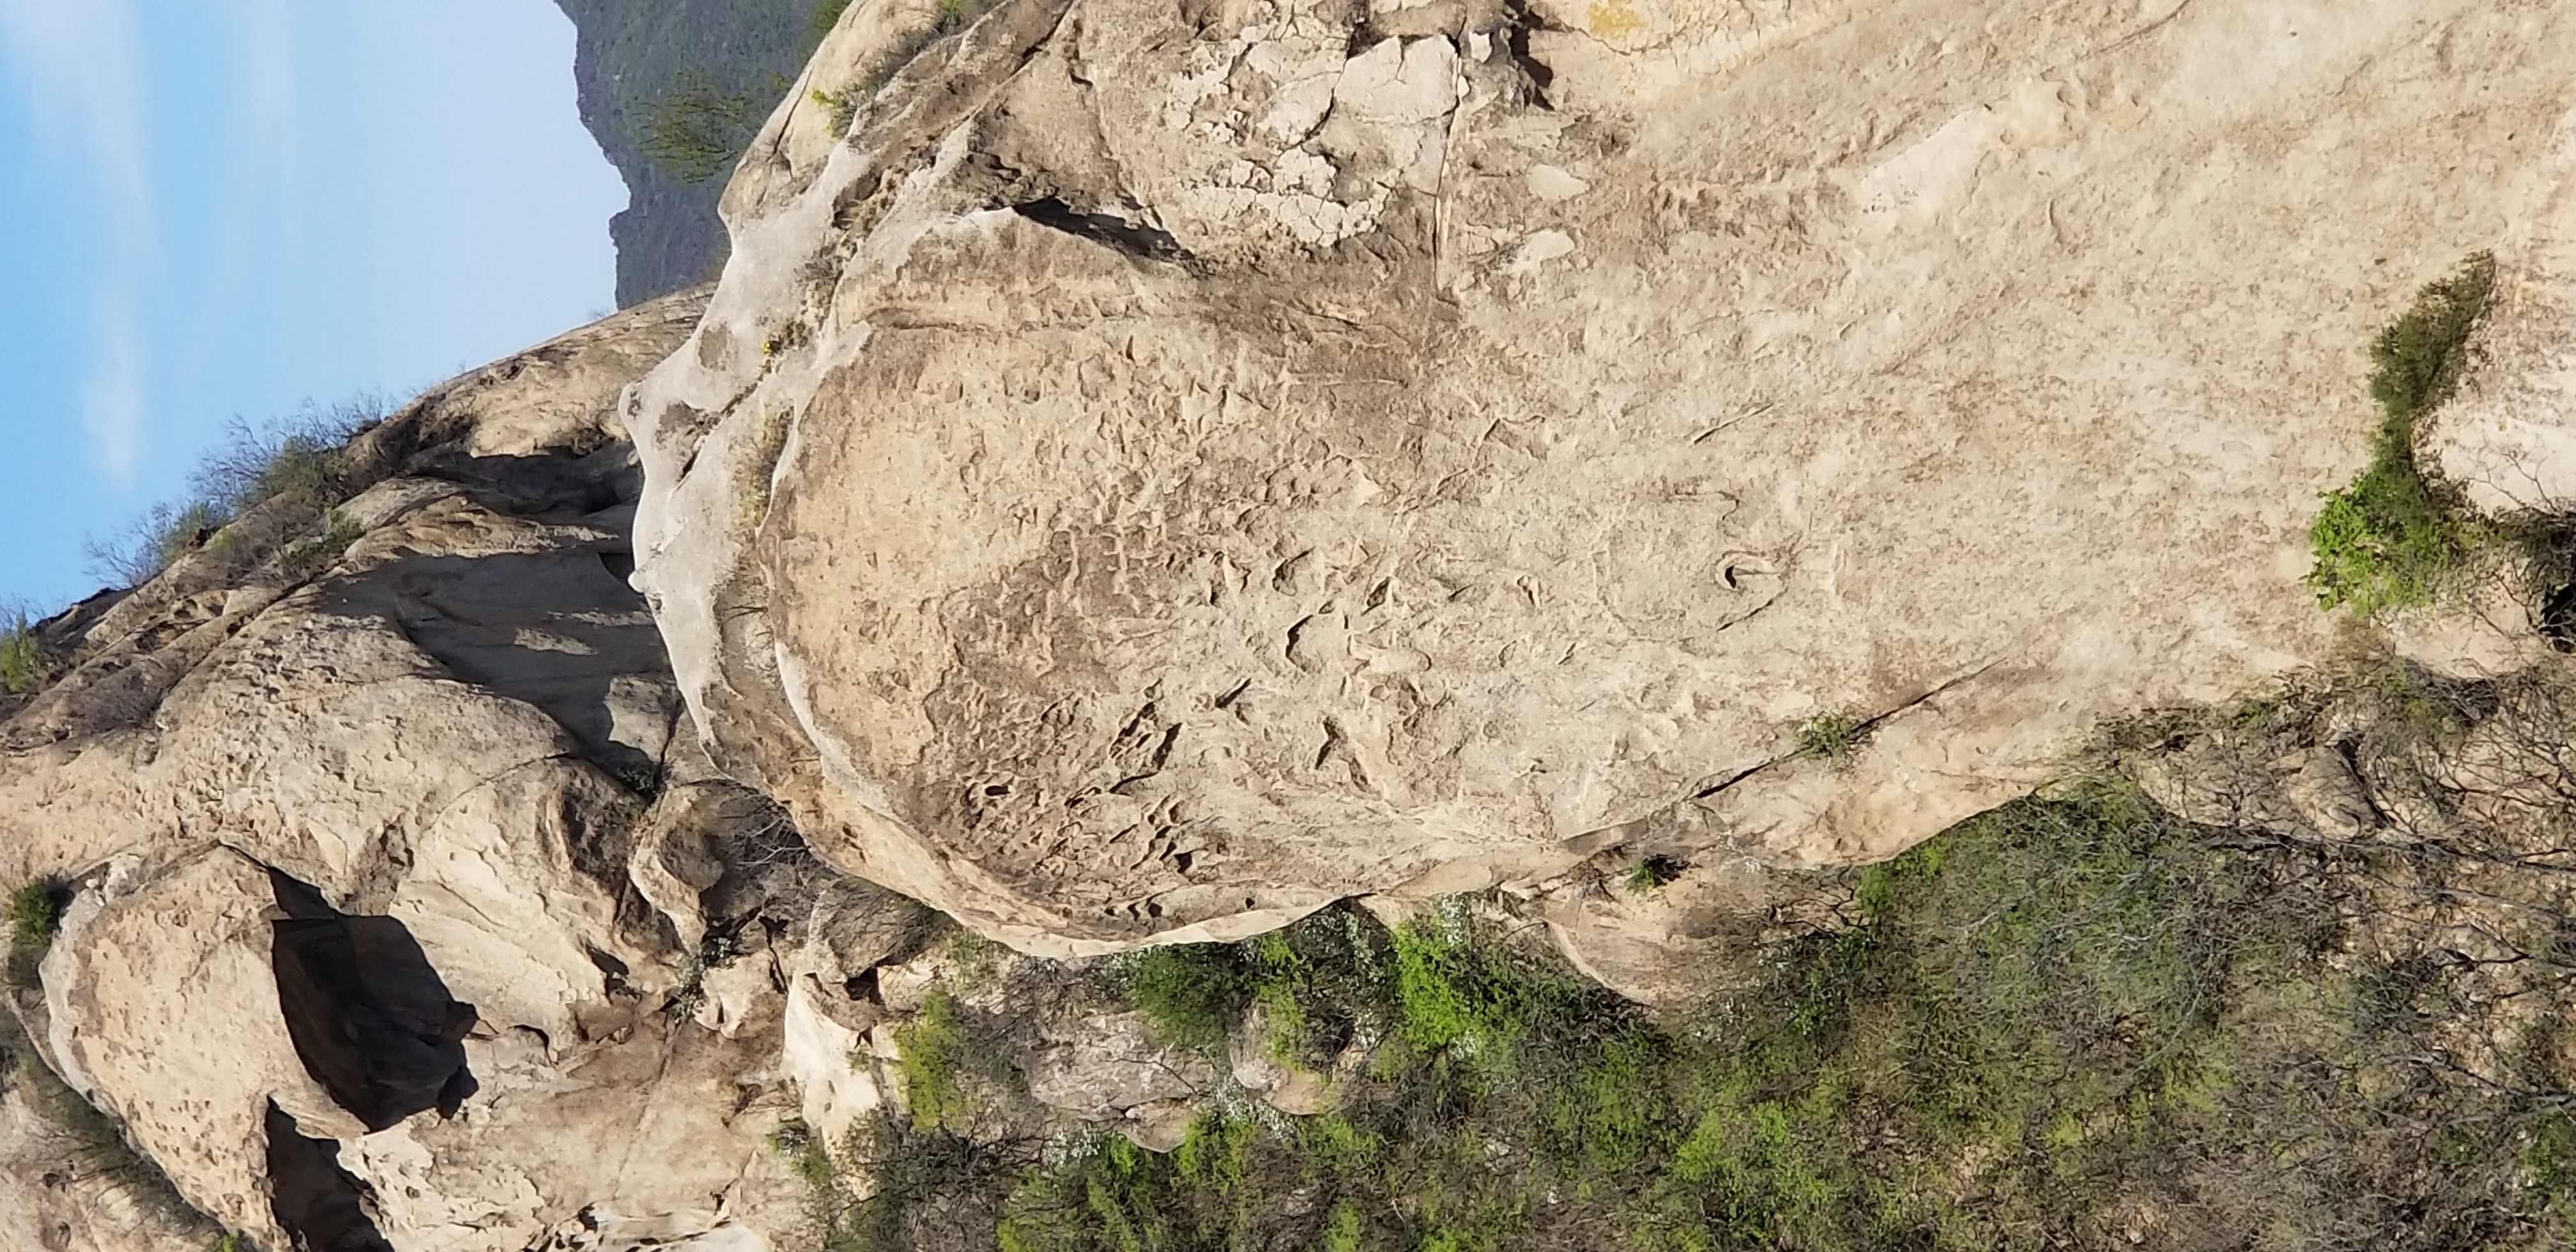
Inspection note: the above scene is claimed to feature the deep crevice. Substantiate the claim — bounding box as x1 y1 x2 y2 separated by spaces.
267 869 480 1133
264 1101 395 1252
1010 197 1192 262
1501 0 1557 110
2542 581 2576 652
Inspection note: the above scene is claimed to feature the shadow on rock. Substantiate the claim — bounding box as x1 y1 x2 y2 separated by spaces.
268 871 479 1132
265 1100 396 1252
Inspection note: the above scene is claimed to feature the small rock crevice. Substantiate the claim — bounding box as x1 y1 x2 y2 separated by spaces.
1501 0 1557 109
264 1100 396 1252
267 871 480 1133
1010 197 1192 262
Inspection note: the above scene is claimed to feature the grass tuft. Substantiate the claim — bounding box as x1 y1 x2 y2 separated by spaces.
1623 855 1685 894
8 878 65 946
1795 710 1867 762
86 397 379 588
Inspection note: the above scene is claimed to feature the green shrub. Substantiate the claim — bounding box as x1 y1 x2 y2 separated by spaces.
1124 943 1252 1054
1623 855 1684 894
8 878 66 952
642 68 774 184
86 399 376 587
0 608 46 697
1121 906 1394 1065
967 770 2576 1252
893 989 975 1132
2308 254 2494 613
809 86 859 136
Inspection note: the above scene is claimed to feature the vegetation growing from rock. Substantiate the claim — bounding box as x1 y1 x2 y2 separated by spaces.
0 607 45 698
1623 855 1685 894
5 877 68 993
1794 710 1866 761
779 659 2576 1251
2308 254 2495 613
85 397 380 589
664 927 747 1021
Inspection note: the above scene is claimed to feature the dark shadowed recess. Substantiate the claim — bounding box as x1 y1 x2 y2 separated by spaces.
265 1101 397 1252
268 871 479 1133
1011 197 1192 262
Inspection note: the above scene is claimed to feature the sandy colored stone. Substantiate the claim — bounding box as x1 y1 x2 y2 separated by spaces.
2436 122 2576 516
0 294 809 1251
631 0 2576 963
1023 1009 1215 1120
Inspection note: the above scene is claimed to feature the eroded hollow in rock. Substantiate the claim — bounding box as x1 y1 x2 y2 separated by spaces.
264 1101 395 1252
1010 197 1191 262
2542 581 2576 653
268 871 479 1133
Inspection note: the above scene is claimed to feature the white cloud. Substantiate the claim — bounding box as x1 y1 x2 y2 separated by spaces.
0 0 155 479
80 308 142 479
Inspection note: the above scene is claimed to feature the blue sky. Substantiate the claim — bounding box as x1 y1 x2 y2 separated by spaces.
0 0 625 612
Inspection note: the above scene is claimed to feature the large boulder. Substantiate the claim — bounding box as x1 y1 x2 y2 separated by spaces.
631 0 2576 959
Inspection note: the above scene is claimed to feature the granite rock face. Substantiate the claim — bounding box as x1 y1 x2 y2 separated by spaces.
631 0 2576 968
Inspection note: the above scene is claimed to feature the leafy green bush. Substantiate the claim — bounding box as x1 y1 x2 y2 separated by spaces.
1119 906 1392 1065
901 989 989 1133
2308 254 2494 612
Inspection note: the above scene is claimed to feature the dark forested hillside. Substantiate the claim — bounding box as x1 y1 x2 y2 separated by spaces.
555 0 840 305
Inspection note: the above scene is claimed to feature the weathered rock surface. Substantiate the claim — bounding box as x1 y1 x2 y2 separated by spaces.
631 0 2576 973
20 1 2576 1246
2437 124 2576 519
0 294 821 1251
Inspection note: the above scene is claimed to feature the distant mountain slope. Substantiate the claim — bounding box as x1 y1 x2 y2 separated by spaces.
555 0 837 307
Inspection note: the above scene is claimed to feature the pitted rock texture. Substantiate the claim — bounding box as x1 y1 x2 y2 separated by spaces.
0 294 813 1252
2437 125 2576 519
631 0 2576 962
